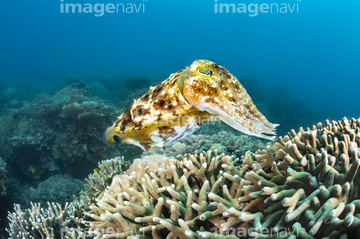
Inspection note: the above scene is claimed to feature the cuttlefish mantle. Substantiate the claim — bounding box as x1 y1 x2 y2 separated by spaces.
103 59 279 151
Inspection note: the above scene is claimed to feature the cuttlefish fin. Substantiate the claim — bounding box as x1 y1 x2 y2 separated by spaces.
207 84 278 140
204 104 278 140
219 79 279 139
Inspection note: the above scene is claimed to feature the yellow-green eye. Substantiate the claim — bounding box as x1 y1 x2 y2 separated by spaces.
196 67 213 78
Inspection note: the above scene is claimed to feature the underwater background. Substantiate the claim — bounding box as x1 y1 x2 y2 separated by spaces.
0 0 360 238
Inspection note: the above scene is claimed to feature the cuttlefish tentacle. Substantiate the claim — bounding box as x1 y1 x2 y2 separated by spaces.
104 59 279 151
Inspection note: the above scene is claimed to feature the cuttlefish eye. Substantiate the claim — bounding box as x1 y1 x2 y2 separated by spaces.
196 66 213 78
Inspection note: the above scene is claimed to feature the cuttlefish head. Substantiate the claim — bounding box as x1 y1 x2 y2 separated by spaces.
104 59 278 151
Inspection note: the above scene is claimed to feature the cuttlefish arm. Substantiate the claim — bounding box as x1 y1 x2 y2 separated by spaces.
182 60 278 140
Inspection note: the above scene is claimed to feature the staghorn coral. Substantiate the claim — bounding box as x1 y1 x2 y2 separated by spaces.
85 117 360 238
126 154 177 180
112 154 180 187
6 117 360 238
85 151 244 238
85 156 129 202
231 117 360 238
6 202 87 239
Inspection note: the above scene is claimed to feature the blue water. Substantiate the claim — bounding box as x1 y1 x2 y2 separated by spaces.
1 0 359 117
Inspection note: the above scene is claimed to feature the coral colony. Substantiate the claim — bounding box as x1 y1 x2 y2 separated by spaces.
8 117 360 238
5 60 360 239
85 118 360 238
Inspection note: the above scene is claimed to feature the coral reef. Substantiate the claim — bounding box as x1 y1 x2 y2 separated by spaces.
0 76 156 238
0 157 9 238
85 156 129 202
29 174 84 206
126 154 176 179
6 117 360 239
0 83 142 180
0 157 6 196
233 117 360 238
5 177 32 208
85 117 360 238
85 150 243 238
0 83 25 113
144 131 266 159
6 202 86 239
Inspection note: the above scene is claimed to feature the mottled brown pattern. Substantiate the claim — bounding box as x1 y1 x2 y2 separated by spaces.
158 126 175 138
220 82 229 91
141 91 151 101
232 83 240 91
152 84 163 96
117 107 132 131
152 94 176 113
105 59 278 151
222 69 232 79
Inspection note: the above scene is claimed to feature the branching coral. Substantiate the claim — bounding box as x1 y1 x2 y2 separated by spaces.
7 117 360 239
6 202 87 239
233 117 360 238
85 151 244 238
85 156 129 202
85 117 360 238
126 154 177 179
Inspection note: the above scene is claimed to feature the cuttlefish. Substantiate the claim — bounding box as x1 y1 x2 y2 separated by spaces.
104 60 278 151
